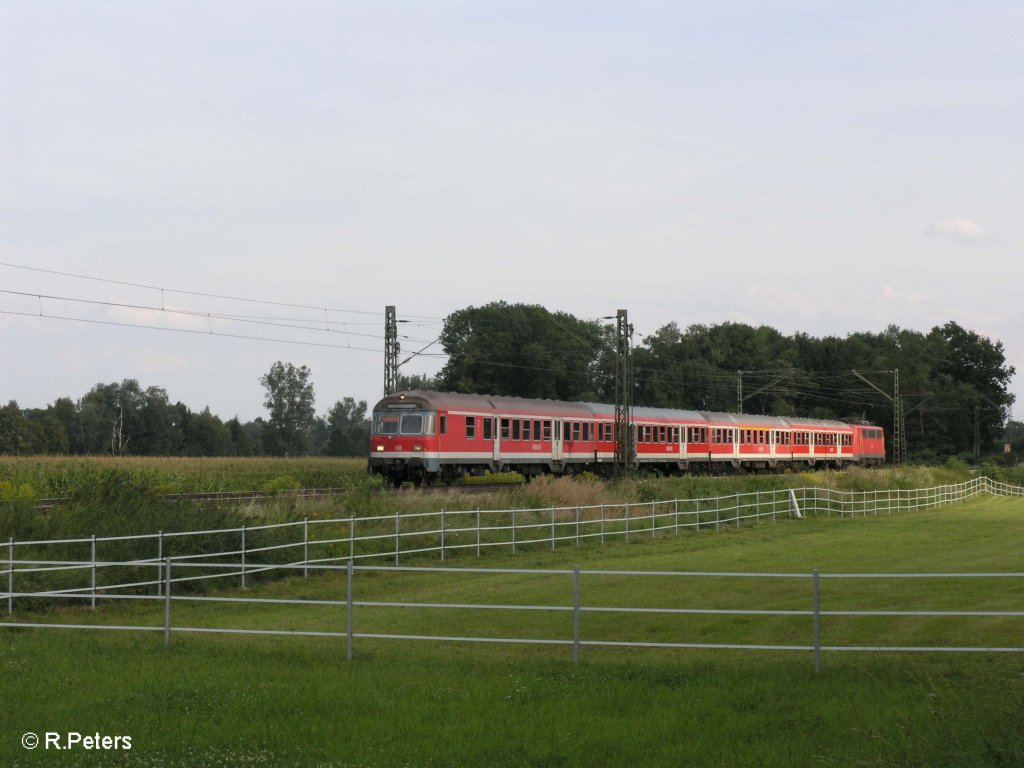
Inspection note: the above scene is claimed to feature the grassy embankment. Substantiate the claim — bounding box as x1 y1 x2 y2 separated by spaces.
2 494 1023 767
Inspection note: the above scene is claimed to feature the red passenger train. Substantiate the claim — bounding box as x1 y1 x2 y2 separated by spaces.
368 391 886 487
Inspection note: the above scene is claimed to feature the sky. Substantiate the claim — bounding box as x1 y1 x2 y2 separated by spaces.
1 1 1022 424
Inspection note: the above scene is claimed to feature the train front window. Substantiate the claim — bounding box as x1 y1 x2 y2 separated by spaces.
400 414 424 434
372 412 433 435
375 415 400 435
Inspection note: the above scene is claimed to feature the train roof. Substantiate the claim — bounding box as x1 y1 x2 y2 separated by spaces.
374 391 594 417
374 391 856 429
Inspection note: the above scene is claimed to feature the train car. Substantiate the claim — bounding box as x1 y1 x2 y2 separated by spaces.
851 423 886 466
369 390 886 486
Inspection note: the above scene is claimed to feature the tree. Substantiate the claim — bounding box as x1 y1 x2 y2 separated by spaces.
323 398 371 456
260 362 316 455
396 373 440 392
0 401 30 454
438 303 606 400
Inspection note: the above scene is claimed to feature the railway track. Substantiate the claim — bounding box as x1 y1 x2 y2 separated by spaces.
7 481 523 510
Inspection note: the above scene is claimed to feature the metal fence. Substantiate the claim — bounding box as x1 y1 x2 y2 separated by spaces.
2 561 1023 671
2 476 1012 607
2 475 1023 668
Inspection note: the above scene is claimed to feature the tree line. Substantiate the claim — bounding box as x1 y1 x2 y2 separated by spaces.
0 363 371 457
1 302 1018 460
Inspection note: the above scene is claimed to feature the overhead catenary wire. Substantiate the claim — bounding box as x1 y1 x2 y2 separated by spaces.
0 261 444 321
0 289 439 345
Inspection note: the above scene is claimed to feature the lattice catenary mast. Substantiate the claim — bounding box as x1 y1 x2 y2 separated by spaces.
613 308 635 475
384 305 399 395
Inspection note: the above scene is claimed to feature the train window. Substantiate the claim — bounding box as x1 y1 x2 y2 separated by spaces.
501 418 510 440
400 414 424 434
545 421 552 441
572 422 581 441
673 426 680 443
375 414 400 435
512 420 521 440
439 416 448 435
465 417 474 439
523 420 531 441
534 420 542 440
483 418 493 440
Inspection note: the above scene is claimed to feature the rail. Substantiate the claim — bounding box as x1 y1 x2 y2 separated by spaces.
2 562 1023 672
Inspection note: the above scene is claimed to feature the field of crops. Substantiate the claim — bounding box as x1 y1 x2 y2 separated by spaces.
3 494 1023 767
0 455 370 499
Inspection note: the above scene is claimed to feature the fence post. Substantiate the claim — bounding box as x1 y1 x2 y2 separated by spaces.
735 495 740 529
441 508 446 562
349 516 355 563
650 502 656 538
476 508 481 558
6 537 12 616
91 534 97 610
813 569 821 674
600 504 605 545
346 560 354 660
303 517 309 578
163 558 171 648
157 531 164 597
694 499 699 533
575 506 580 546
756 491 760 524
512 509 517 556
625 505 630 542
675 499 681 534
551 507 556 551
241 525 247 590
572 566 581 666
715 504 720 532
394 512 400 566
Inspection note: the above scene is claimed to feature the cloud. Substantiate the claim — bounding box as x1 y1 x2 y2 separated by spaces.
881 285 929 304
927 217 992 245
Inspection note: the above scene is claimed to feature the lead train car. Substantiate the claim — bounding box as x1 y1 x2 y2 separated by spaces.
368 391 886 487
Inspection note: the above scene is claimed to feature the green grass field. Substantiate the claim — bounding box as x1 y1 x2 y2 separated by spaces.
2 495 1023 767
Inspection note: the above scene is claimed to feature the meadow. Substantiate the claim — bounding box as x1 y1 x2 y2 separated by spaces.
2 494 1023 767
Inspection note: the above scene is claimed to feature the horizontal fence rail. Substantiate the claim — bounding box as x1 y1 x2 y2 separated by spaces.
0 477 1019 616
2 562 1023 671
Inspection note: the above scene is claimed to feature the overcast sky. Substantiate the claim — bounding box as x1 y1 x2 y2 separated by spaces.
2 1 1021 424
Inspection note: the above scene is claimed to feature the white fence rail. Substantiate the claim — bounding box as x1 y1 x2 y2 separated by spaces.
2 561 1023 671
1 476 1020 614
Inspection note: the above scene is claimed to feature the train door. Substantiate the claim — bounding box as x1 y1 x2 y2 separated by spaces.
552 419 563 462
492 417 501 462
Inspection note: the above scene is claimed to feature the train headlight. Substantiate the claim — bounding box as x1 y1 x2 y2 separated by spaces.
413 445 423 452
376 445 384 452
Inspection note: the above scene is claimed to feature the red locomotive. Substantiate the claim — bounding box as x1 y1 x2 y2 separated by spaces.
368 391 886 486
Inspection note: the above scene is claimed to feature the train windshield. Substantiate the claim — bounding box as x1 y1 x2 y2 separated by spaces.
373 412 434 435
